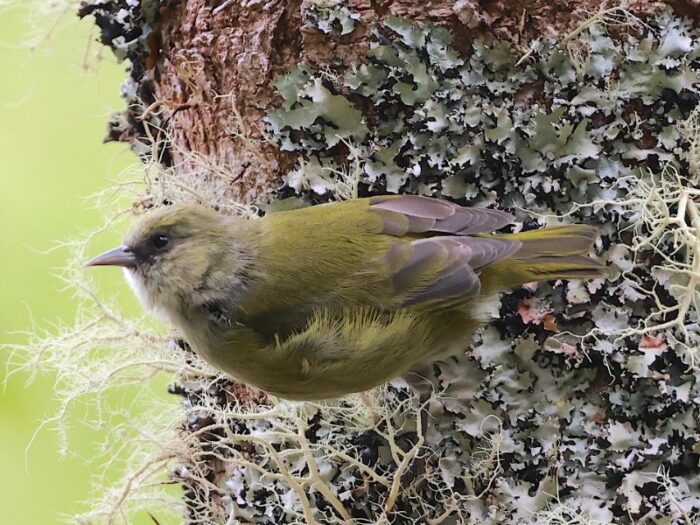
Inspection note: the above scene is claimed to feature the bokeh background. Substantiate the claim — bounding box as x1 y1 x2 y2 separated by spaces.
0 4 151 523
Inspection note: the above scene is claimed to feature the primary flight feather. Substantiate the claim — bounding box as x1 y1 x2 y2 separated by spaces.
87 195 605 400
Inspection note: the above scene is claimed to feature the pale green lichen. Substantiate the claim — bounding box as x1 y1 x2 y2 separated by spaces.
266 76 368 150
303 0 360 36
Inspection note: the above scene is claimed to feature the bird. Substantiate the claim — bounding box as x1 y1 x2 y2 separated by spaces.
87 195 605 400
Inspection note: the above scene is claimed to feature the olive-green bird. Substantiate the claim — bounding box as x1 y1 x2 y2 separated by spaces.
87 195 605 400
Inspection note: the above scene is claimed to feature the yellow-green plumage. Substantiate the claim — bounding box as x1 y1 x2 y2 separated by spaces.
88 195 606 400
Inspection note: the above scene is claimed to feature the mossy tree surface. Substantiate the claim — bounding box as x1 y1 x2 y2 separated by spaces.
50 1 700 523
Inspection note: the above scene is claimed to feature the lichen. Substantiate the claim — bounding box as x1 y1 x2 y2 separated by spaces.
16 2 700 524
255 7 700 524
303 0 360 37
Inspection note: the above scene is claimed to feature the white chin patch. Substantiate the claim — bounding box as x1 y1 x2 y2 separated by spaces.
123 269 170 320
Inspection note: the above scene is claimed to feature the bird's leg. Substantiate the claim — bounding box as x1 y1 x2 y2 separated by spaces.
403 362 438 434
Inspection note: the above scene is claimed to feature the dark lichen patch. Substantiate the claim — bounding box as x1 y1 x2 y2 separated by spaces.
79 0 167 158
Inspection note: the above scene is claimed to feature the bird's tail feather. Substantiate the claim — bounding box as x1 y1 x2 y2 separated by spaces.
483 225 607 289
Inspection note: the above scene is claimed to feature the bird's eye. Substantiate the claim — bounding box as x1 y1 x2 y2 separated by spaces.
151 233 170 250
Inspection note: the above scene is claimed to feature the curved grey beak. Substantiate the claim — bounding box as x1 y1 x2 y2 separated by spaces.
85 246 137 269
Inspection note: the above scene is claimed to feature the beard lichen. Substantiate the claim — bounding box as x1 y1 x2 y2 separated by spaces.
13 3 700 525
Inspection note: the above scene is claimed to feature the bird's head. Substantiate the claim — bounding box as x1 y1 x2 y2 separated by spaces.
87 205 246 319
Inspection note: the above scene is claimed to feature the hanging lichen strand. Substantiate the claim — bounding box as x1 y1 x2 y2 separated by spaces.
61 2 700 524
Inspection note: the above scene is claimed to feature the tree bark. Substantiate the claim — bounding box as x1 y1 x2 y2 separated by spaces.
78 1 700 523
83 0 677 202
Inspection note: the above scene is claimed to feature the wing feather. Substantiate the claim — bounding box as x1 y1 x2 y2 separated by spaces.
243 195 522 338
369 195 514 235
461 237 522 269
370 195 454 219
380 235 521 306
367 196 521 306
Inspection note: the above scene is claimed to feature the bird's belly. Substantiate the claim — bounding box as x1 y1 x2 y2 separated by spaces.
181 307 480 401
207 336 420 400
242 350 417 400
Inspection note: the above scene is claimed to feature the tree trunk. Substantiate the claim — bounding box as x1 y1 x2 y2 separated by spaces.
77 1 700 523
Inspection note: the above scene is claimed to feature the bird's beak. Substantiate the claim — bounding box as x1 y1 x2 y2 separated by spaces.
85 246 137 269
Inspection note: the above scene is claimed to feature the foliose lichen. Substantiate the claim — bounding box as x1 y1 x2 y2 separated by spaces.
302 0 361 37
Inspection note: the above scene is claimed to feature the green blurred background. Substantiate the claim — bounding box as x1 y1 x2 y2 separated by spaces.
0 4 151 523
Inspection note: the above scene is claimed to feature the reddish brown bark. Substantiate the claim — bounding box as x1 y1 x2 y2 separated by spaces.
136 0 683 202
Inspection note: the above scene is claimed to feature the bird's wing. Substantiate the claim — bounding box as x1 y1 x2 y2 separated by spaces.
237 195 520 338
375 234 522 306
365 195 521 305
368 194 516 236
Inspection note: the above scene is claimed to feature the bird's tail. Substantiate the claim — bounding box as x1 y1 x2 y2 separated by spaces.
482 225 607 290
